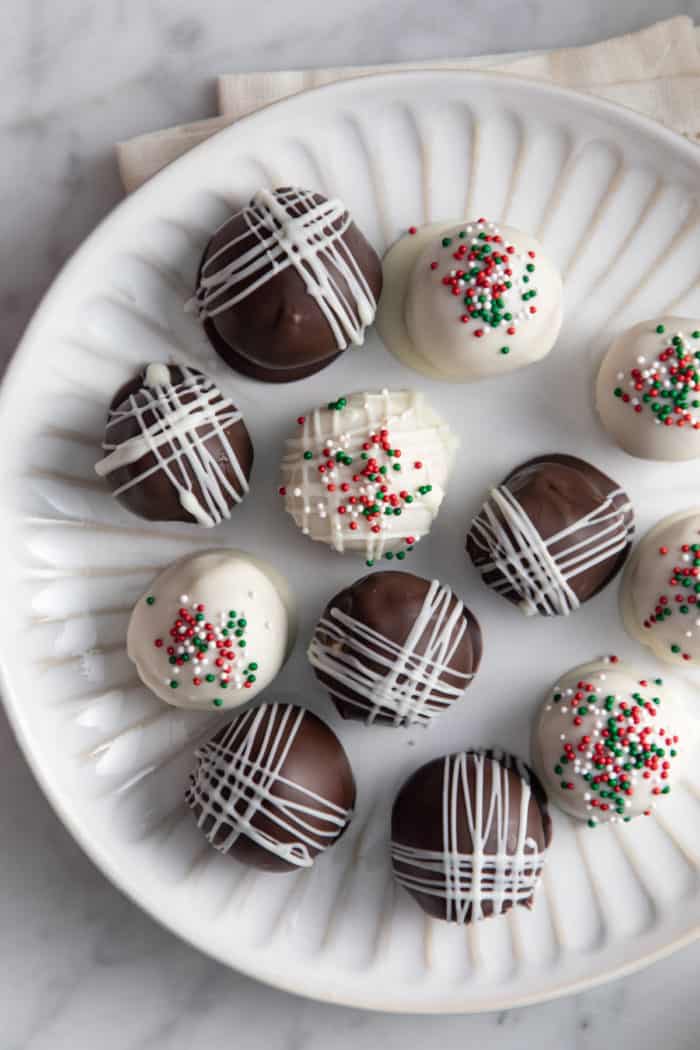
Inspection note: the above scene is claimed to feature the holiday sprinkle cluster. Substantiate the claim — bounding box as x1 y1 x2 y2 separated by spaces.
146 594 259 706
613 324 700 430
422 218 539 355
279 397 435 566
643 537 700 662
548 658 680 827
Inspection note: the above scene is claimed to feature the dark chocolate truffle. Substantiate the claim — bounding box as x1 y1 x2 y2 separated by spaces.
95 363 253 526
186 703 355 872
466 453 634 616
391 750 552 924
308 571 482 726
191 187 383 382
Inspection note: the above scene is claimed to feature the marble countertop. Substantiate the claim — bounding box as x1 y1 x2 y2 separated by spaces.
3 2 700 1046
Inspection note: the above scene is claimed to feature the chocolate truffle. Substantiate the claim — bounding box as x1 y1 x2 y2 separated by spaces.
127 549 294 710
280 389 457 564
95 363 253 526
308 570 482 726
191 187 383 383
532 659 683 827
466 453 634 616
596 318 700 460
377 218 563 381
621 508 700 666
391 750 551 924
186 703 356 871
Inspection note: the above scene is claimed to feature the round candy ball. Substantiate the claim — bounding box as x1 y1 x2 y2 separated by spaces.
377 218 563 381
532 659 684 827
127 549 294 710
94 363 253 527
466 453 635 616
186 703 356 871
308 570 482 726
595 317 700 460
621 508 700 666
280 389 457 564
191 187 383 383
391 750 552 924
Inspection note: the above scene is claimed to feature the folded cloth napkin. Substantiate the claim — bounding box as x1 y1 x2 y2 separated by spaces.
117 16 700 193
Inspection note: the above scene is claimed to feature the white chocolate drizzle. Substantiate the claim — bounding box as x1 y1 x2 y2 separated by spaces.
391 751 546 924
280 390 455 561
469 483 634 616
190 187 377 350
308 579 473 726
95 364 249 528
186 704 353 868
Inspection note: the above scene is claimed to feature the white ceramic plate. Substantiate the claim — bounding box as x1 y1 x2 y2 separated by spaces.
2 72 700 1013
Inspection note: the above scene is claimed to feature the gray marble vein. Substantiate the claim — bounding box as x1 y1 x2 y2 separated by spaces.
2 2 700 1047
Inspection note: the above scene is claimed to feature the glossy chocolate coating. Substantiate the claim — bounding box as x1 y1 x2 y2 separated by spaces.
466 453 634 615
391 750 552 923
187 703 356 872
310 571 482 726
196 188 383 382
100 365 253 524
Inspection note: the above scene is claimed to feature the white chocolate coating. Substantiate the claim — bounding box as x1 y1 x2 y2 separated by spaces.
376 219 563 381
127 550 294 710
621 508 700 666
532 659 684 826
595 317 700 461
280 390 457 563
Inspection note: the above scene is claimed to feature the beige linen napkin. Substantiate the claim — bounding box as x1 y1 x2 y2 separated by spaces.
117 16 700 193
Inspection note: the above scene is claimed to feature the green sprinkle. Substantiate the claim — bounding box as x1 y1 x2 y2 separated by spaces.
366 559 374 567
392 463 401 472
671 644 681 653
206 674 215 682
385 551 394 560
500 346 510 355
442 237 452 247
170 681 178 689
239 640 247 648
656 324 666 334
248 662 258 671
213 698 223 708
238 618 247 628
303 451 313 460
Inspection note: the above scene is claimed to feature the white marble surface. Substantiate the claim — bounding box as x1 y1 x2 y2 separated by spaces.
3 2 700 1046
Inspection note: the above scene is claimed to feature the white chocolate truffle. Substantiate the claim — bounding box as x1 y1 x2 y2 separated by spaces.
376 219 563 381
621 508 700 666
127 549 294 710
595 318 700 461
532 659 683 827
279 390 457 564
